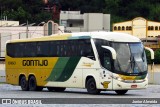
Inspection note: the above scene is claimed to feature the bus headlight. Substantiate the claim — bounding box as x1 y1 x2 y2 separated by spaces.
110 75 123 81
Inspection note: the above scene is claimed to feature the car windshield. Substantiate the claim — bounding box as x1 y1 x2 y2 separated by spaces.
111 42 147 75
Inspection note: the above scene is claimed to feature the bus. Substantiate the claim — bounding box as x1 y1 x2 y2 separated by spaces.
5 32 154 95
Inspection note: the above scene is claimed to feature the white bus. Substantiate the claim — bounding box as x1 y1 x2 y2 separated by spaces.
6 32 154 94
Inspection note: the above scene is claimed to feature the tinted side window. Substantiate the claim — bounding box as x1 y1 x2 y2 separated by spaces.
37 42 50 57
24 42 36 57
7 43 15 57
94 39 110 64
7 39 95 60
50 41 57 57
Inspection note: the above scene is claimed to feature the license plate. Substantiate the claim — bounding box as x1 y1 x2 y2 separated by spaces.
131 85 137 88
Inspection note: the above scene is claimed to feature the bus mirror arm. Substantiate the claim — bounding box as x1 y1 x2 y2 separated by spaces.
101 46 117 60
145 47 154 60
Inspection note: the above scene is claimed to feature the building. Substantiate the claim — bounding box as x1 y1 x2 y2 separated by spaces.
113 17 160 49
0 20 19 27
0 20 63 57
60 11 110 32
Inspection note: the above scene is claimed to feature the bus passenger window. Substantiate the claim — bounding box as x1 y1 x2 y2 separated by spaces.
103 52 111 71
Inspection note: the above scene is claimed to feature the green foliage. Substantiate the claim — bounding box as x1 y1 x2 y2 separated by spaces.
0 0 50 24
1 0 160 25
154 49 160 64
145 50 152 64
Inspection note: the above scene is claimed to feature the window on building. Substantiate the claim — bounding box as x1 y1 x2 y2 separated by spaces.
69 24 73 27
61 20 67 27
155 26 158 30
118 26 121 30
114 26 117 30
151 26 154 30
129 26 132 30
148 26 151 30
122 26 125 30
126 26 129 30
48 22 52 35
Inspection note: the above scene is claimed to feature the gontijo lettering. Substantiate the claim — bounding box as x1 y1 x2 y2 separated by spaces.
22 60 48 66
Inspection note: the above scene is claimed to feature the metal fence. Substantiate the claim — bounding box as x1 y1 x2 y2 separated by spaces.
0 32 32 57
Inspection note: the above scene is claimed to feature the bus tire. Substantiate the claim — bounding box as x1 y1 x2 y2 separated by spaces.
29 76 40 91
20 76 29 91
86 78 101 94
115 90 128 95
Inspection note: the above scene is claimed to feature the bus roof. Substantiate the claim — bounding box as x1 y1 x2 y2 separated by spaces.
8 31 141 43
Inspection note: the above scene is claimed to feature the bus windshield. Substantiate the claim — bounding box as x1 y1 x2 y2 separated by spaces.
111 42 147 75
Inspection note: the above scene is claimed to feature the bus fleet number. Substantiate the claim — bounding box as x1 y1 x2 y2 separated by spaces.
8 61 16 65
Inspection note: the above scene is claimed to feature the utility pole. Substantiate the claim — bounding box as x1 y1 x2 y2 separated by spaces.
26 20 29 38
0 7 2 20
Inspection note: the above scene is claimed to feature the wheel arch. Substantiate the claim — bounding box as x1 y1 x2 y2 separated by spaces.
85 75 95 88
28 74 35 80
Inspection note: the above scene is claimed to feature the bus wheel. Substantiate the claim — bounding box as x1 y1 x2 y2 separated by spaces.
29 76 40 91
86 78 101 94
20 76 29 91
115 90 128 95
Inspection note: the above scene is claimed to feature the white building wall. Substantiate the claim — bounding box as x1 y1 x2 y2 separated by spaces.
0 20 19 26
132 17 147 38
60 11 110 32
83 14 89 32
88 13 103 31
103 14 110 31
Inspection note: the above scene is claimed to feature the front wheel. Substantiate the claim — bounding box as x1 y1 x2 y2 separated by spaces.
86 78 101 94
115 90 128 95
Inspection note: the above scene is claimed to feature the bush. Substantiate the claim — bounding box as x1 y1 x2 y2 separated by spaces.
154 49 160 64
145 50 152 64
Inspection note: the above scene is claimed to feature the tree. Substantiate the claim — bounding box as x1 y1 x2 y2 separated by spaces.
154 49 160 64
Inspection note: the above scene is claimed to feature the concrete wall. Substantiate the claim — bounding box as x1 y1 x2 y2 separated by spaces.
60 11 110 32
148 64 160 85
0 63 5 82
0 20 19 26
103 14 110 31
88 13 103 31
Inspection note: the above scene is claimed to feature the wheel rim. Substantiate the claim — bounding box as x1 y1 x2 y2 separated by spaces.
30 78 35 88
90 82 95 90
21 78 26 88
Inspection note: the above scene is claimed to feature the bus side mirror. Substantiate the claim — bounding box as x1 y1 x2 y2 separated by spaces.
101 46 117 60
145 47 154 60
